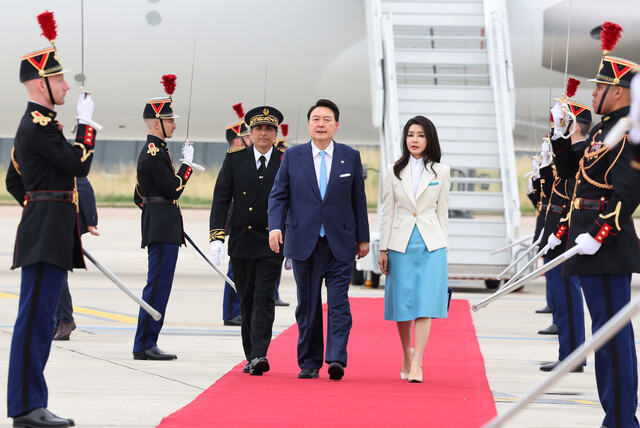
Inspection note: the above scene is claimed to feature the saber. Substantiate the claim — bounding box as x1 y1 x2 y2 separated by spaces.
83 248 162 321
500 243 549 289
185 37 196 141
490 234 533 255
80 0 85 88
472 246 579 311
495 235 541 280
561 0 573 96
483 293 640 428
184 232 236 291
604 117 633 148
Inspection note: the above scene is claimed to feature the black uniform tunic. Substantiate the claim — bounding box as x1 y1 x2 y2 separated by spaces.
134 135 192 247
6 102 96 271
552 106 640 275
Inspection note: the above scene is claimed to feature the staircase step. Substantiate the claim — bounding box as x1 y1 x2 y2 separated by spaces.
450 191 504 211
443 153 500 169
390 13 485 28
398 86 494 101
399 113 496 129
382 1 484 17
442 140 499 155
396 49 488 65
448 250 509 266
399 99 495 115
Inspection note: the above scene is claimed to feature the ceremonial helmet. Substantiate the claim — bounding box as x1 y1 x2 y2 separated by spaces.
589 22 637 88
143 75 179 119
225 103 250 143
20 11 70 83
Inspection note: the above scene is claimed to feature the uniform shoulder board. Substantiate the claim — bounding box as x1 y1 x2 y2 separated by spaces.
147 142 160 156
227 146 246 154
31 111 52 127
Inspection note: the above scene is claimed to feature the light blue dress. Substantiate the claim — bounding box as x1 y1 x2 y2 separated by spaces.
384 225 448 321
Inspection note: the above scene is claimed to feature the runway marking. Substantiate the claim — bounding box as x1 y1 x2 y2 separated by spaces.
72 306 138 323
0 292 18 299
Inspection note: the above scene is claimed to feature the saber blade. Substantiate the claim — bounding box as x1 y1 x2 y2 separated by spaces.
185 37 197 141
83 248 162 321
184 232 236 291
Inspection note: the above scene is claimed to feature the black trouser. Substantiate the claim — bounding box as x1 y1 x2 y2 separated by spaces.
232 256 284 361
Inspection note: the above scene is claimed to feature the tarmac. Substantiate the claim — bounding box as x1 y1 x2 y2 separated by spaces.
0 205 638 427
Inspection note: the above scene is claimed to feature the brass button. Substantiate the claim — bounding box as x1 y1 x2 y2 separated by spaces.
413 212 417 217
249 207 253 211
243 192 247 195
248 226 252 230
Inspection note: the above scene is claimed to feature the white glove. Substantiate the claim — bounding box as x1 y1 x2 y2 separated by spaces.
545 234 562 254
550 101 567 139
181 140 194 164
630 74 640 144
77 90 94 124
527 177 534 194
574 233 601 256
541 140 552 167
209 240 225 266
531 157 540 179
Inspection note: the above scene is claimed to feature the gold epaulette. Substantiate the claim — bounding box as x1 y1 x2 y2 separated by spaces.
227 146 246 154
31 111 52 126
209 229 225 242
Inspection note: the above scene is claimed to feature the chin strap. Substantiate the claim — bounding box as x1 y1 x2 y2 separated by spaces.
159 118 167 139
44 76 55 106
596 84 611 115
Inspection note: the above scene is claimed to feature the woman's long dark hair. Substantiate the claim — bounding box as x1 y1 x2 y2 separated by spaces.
393 115 441 179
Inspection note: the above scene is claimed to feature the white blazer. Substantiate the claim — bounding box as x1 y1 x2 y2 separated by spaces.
379 161 450 253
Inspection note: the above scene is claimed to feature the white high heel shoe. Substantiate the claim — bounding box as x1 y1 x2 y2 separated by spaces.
400 348 415 380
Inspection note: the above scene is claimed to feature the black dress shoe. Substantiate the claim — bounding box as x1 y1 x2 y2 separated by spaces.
223 315 242 326
274 298 290 307
13 407 74 427
133 346 177 360
328 362 345 380
298 368 319 379
540 359 584 372
538 323 558 335
243 362 251 373
250 357 270 375
535 305 552 314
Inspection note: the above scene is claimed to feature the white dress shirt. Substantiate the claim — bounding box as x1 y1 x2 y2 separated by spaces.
410 155 424 197
253 145 273 169
311 140 334 187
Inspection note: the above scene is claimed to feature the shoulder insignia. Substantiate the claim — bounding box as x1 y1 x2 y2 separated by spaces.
31 111 52 126
147 143 160 156
278 147 286 153
227 146 246 154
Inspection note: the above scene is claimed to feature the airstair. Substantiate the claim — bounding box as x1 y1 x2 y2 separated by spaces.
362 0 521 287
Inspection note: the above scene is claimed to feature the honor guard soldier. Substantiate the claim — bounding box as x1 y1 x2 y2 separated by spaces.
539 80 591 372
133 75 195 361
209 106 285 375
5 11 98 428
547 22 640 428
219 103 252 327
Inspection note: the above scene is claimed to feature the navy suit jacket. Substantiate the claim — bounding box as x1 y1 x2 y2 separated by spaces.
268 140 369 263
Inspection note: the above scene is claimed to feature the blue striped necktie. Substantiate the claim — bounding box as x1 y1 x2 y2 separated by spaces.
319 151 327 237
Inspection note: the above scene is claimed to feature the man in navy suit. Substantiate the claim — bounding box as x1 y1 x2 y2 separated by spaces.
268 99 370 380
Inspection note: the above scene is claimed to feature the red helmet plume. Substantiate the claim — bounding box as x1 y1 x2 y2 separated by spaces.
232 103 245 119
37 10 58 44
161 74 177 97
281 124 289 137
565 78 580 98
600 22 622 54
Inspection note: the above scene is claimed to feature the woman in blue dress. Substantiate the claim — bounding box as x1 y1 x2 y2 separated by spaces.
378 115 450 383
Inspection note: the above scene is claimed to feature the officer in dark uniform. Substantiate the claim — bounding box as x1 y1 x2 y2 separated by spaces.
209 106 285 375
548 24 639 428
132 77 195 361
219 103 252 326
539 98 591 372
5 13 98 427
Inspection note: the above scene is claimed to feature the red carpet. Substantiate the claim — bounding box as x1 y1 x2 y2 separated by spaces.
158 298 496 427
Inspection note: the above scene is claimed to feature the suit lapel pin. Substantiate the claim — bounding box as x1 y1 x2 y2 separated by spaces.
341 160 344 163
